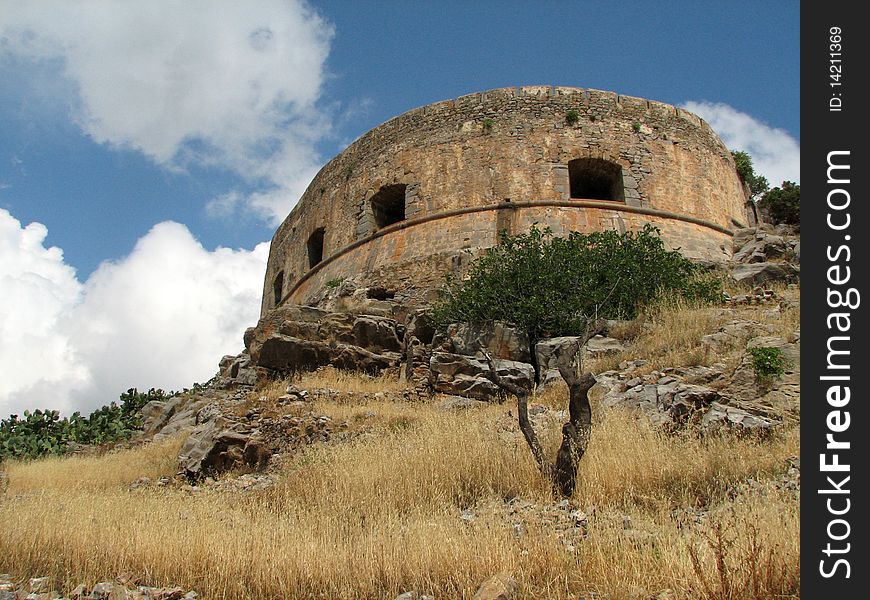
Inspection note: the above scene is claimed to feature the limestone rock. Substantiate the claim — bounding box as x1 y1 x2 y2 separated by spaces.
731 262 799 286
177 417 269 479
702 402 774 434
700 320 773 353
429 353 534 399
245 304 404 375
29 578 51 594
437 395 489 410
217 352 264 387
585 335 626 358
143 394 213 443
721 335 800 419
472 572 518 600
596 375 723 429
432 321 531 362
394 593 434 600
732 230 788 263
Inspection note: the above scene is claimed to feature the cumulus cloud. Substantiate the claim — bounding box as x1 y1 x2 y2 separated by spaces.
0 211 88 414
0 209 267 418
1 0 333 223
682 101 800 188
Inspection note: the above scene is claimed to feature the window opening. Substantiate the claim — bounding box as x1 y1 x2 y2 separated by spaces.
568 158 625 202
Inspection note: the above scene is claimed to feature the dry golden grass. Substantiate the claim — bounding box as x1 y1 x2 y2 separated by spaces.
293 365 411 393
4 435 186 493
588 289 800 376
0 395 799 599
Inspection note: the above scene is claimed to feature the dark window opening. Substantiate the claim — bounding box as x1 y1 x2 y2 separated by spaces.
307 228 325 269
272 271 284 307
568 158 625 202
370 184 407 229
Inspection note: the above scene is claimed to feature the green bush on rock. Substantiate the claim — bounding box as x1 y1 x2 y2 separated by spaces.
431 223 722 341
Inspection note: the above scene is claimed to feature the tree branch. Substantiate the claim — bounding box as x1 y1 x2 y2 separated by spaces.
482 350 549 477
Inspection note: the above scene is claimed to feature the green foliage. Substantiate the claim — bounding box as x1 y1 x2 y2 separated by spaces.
759 181 800 225
748 347 787 379
0 388 165 461
325 277 344 289
732 151 769 198
632 122 642 132
482 118 494 132
565 109 580 125
431 224 722 341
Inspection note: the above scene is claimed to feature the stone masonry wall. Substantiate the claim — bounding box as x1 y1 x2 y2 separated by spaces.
262 86 748 314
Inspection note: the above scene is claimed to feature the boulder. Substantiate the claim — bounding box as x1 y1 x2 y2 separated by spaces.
429 353 534 399
596 376 723 429
432 322 531 362
585 335 626 358
721 335 800 419
534 336 584 388
177 418 270 479
535 335 624 388
245 304 404 375
731 262 799 286
142 394 213 442
437 395 489 411
472 572 518 600
702 402 774 435
732 231 788 263
700 320 773 353
217 352 264 387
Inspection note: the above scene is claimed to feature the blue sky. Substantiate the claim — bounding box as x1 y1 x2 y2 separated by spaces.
0 0 800 417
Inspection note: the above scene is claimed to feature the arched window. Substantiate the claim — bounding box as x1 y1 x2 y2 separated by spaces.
568 158 625 202
370 184 407 229
307 228 325 269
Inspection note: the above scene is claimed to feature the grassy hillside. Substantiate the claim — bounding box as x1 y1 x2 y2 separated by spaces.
0 294 800 599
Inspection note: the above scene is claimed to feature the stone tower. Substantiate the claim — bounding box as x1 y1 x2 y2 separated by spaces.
261 86 749 315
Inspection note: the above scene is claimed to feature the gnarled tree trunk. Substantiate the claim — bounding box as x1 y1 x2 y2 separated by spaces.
484 322 602 497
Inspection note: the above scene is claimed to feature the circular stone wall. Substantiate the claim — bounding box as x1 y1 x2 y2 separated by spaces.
262 86 750 315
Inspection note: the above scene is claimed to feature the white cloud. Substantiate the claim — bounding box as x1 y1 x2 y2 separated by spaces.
1 0 333 224
0 209 267 418
0 210 88 415
682 101 800 187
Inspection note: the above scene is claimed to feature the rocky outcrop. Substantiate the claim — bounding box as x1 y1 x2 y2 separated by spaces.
175 386 337 480
731 262 800 286
722 334 801 421
428 322 535 398
244 304 404 375
429 353 534 399
535 335 625 388
431 322 531 362
593 359 777 434
177 416 270 480
730 225 800 285
403 309 436 390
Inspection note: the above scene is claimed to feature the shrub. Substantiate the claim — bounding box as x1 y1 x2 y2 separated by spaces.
482 118 494 132
566 109 580 125
325 277 344 289
732 151 769 199
431 224 722 342
632 122 642 132
748 347 787 379
759 181 799 225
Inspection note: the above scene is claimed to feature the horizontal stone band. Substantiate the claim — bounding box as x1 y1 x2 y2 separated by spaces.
281 199 735 304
